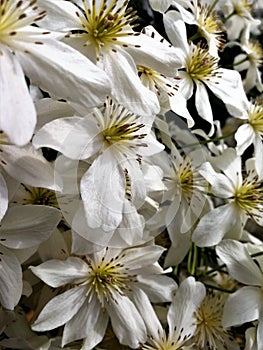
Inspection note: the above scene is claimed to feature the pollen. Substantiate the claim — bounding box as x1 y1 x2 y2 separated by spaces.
247 40 263 66
185 44 220 83
15 185 58 207
232 0 253 17
71 0 138 60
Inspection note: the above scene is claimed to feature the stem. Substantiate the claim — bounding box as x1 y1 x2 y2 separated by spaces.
207 0 219 14
180 130 236 149
188 32 202 42
187 242 198 276
223 11 235 23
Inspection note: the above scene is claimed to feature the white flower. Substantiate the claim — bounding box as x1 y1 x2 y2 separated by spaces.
33 97 164 233
0 0 110 146
192 148 263 247
37 0 184 116
231 25 263 92
221 0 261 40
235 98 263 178
163 11 247 135
216 239 263 349
30 244 177 349
0 205 61 310
133 276 206 350
172 0 225 57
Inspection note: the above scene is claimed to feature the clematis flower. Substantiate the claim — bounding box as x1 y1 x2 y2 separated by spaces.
37 0 184 116
163 11 248 135
33 97 164 233
30 244 177 349
0 0 110 146
134 276 206 350
0 205 61 310
216 239 263 349
235 97 263 178
192 148 263 247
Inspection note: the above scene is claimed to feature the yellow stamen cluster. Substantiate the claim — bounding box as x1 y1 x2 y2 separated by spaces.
248 99 263 135
196 3 225 50
234 174 263 219
0 0 46 46
14 185 58 207
138 65 179 97
142 328 192 350
185 44 220 83
100 98 147 148
194 291 229 350
247 40 263 66
72 0 138 59
232 0 253 17
80 249 133 306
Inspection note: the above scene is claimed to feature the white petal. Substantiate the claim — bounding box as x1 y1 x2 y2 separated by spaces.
235 124 254 155
216 240 263 285
0 46 36 146
0 245 22 310
136 274 177 302
32 286 86 331
1 144 62 191
222 286 262 327
124 33 183 75
33 116 102 160
163 11 189 53
105 294 146 348
254 134 263 180
121 245 165 270
192 203 240 247
132 288 164 341
0 172 8 221
195 82 214 135
0 205 61 249
148 0 172 12
80 151 125 231
199 162 234 198
167 277 206 340
30 257 89 287
103 47 160 116
16 38 110 108
62 296 108 348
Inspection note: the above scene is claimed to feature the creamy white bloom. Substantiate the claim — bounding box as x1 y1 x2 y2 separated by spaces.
231 25 263 92
30 244 177 349
172 0 225 57
235 98 263 178
221 0 261 40
193 148 263 247
33 97 164 233
163 11 247 135
37 0 184 116
0 0 110 145
134 276 206 350
0 205 61 310
216 239 263 349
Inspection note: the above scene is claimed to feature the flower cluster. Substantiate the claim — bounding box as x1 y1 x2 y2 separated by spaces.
0 0 263 349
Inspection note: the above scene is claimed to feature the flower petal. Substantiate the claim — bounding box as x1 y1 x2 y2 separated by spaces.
0 245 22 310
0 46 36 146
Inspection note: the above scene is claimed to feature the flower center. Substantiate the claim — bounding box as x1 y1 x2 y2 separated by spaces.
194 291 227 350
196 4 225 50
71 0 138 60
13 185 58 207
0 0 45 46
234 175 263 218
138 65 179 97
248 99 263 135
80 249 133 306
233 0 252 16
142 328 193 350
185 44 220 82
100 98 147 148
247 40 263 66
